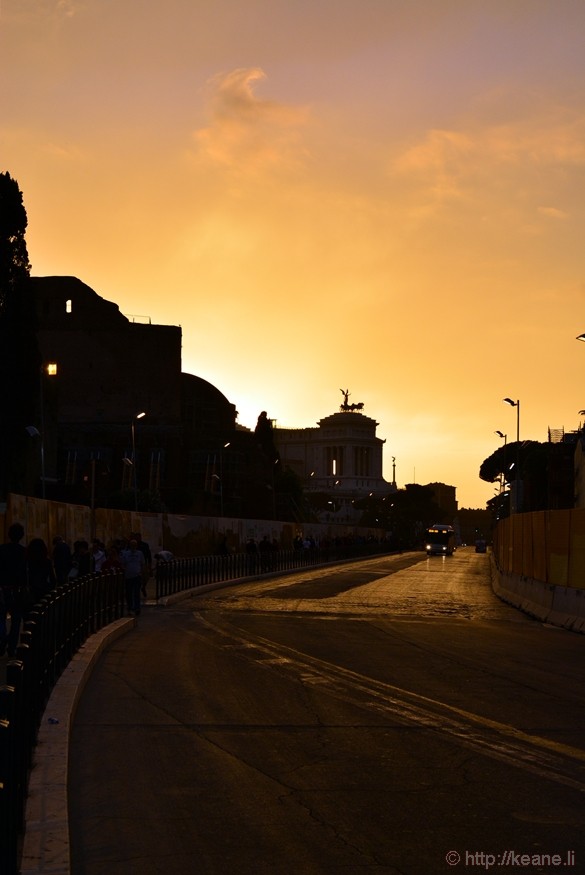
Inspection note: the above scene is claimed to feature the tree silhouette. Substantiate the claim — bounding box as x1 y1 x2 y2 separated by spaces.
355 484 444 547
479 440 551 512
0 171 31 309
0 172 40 497
479 440 541 486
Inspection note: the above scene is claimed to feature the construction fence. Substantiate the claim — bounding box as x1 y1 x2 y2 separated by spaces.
493 508 585 591
0 493 387 557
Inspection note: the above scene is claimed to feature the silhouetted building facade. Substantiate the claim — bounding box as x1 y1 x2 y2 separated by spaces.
546 427 578 510
31 276 239 511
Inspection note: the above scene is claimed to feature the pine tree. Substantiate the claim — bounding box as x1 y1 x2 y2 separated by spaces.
0 172 40 498
0 171 31 311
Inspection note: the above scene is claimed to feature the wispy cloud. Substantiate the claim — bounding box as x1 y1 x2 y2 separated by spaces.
393 129 473 202
538 205 568 220
392 108 585 223
56 0 78 16
2 0 80 23
192 67 310 174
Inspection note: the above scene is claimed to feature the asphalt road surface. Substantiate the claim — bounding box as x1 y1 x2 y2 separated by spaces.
69 548 585 874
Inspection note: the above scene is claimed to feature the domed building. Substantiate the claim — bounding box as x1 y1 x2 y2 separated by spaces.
31 276 238 511
273 392 394 523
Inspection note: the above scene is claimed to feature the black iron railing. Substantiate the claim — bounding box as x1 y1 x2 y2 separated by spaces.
155 541 392 600
0 570 125 875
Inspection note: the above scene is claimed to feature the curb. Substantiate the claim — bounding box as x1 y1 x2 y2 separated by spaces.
20 617 136 875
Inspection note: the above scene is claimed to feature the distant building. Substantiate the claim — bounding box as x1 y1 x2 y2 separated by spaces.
28 278 467 523
32 276 239 511
273 398 393 523
456 508 492 546
546 427 579 510
575 436 585 508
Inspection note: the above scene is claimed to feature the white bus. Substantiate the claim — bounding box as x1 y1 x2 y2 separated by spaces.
425 524 456 556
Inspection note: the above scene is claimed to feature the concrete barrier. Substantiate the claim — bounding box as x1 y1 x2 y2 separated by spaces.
491 556 585 634
549 585 585 634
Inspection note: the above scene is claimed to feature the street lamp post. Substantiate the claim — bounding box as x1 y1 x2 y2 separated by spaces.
211 474 223 516
494 431 507 493
39 362 58 499
503 398 520 512
220 442 231 516
131 411 146 511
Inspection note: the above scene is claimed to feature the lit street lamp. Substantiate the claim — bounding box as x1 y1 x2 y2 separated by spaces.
218 442 230 516
131 411 146 511
503 398 520 512
39 362 58 499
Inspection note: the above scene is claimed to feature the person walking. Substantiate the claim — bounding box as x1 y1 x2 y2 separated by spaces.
71 540 91 578
90 539 106 573
26 537 57 603
0 522 28 657
245 537 258 574
132 532 152 598
101 544 124 572
121 539 145 616
52 535 72 585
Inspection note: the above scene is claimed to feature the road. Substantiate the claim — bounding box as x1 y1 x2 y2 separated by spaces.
69 548 585 874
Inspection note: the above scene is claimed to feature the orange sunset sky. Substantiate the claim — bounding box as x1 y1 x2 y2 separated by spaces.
2 0 585 508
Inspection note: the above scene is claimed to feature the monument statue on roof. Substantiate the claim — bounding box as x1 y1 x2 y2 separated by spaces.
339 389 364 412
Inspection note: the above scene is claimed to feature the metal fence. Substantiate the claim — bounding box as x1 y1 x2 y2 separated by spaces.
155 541 393 600
0 571 125 875
0 542 391 873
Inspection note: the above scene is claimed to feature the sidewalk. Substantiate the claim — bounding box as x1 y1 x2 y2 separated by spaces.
19 616 136 875
2 570 246 875
0 576 158 875
3 558 371 873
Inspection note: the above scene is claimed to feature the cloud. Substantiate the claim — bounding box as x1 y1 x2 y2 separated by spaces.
393 129 473 202
2 0 80 23
192 67 310 174
537 206 568 220
391 108 585 221
56 0 78 16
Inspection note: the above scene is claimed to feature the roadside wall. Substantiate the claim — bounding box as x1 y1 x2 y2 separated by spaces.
492 510 585 633
0 494 386 556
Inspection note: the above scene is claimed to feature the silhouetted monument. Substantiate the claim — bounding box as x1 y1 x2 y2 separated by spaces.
340 388 364 412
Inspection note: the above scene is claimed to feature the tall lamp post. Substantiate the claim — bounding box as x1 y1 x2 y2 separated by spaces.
494 431 507 493
219 442 230 516
131 411 146 511
503 398 520 512
39 362 58 499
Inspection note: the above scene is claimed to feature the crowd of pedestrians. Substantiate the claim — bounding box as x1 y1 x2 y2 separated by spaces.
0 526 163 656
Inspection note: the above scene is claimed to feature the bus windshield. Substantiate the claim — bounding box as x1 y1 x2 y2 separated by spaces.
426 529 452 545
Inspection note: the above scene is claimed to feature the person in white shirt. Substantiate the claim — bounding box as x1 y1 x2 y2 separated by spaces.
91 539 106 573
